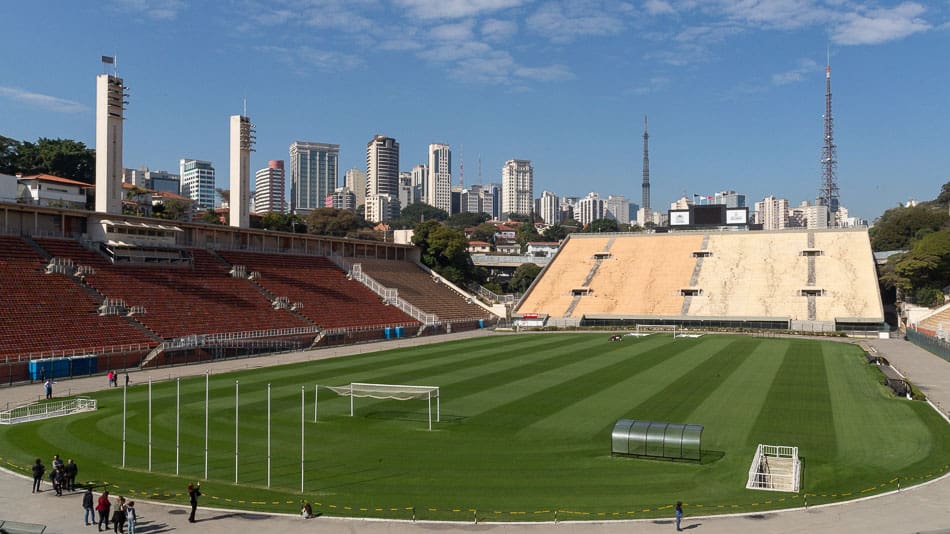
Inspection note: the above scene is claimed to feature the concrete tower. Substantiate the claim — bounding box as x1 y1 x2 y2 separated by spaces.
95 73 127 214
229 114 255 228
641 115 650 211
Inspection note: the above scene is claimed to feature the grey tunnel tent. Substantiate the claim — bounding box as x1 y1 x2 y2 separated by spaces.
611 419 703 461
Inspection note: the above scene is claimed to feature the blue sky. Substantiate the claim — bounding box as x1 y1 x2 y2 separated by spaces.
2 1 949 221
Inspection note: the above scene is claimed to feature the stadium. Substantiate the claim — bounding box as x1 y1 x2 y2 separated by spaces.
1 203 949 529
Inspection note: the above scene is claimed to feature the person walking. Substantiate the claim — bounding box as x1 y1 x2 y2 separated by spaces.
83 487 95 526
52 466 64 496
125 501 137 534
675 501 684 531
44 379 53 399
96 490 111 531
188 482 201 523
31 458 44 493
107 371 114 387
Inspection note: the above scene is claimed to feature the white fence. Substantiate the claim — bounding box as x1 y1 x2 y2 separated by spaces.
746 444 801 492
0 397 97 425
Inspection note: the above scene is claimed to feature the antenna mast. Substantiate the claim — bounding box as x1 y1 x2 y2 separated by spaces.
818 49 839 226
641 115 651 210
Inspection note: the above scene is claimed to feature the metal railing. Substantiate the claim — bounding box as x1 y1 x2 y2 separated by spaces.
907 328 950 362
0 397 97 425
746 444 800 492
2 343 156 364
338 260 439 326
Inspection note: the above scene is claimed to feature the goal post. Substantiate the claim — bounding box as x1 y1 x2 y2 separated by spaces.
635 324 677 337
319 383 440 430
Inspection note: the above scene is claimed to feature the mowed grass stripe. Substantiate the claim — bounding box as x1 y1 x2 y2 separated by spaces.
686 339 789 452
620 337 762 426
822 342 932 474
748 340 838 460
524 336 736 438
470 337 702 431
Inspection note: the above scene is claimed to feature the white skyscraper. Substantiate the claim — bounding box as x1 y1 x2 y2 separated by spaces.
411 164 428 205
344 168 367 209
538 190 559 225
229 114 254 228
502 159 533 218
427 143 451 212
366 134 400 222
289 141 339 215
179 159 216 210
754 195 790 230
576 192 605 226
95 73 127 214
255 160 285 214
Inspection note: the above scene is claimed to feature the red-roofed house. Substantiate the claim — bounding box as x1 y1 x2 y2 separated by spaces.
19 174 92 209
467 240 492 253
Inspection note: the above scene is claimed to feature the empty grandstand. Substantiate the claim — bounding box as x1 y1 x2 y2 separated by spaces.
516 228 884 332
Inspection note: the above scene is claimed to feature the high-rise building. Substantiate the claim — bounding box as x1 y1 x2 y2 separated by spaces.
255 160 285 214
366 134 400 222
398 171 414 211
410 164 427 205
754 195 790 230
487 183 502 220
326 186 356 211
123 167 180 194
461 184 493 216
344 168 367 209
537 191 559 225
502 159 533 218
229 114 255 228
604 195 630 224
95 73 127 214
790 201 829 229
576 192 604 226
179 159 216 210
427 143 452 212
714 190 746 208
289 141 339 215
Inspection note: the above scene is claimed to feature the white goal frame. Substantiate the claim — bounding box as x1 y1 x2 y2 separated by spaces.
635 324 677 338
0 397 97 425
319 382 441 430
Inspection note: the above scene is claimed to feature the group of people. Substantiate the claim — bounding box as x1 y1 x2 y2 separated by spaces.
31 454 78 496
106 370 129 388
88 489 137 533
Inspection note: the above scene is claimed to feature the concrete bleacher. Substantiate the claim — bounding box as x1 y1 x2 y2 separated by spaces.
217 251 418 330
516 229 883 328
0 236 156 358
353 258 494 322
516 236 611 316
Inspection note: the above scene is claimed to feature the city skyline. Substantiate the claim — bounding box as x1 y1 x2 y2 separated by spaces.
2 2 949 222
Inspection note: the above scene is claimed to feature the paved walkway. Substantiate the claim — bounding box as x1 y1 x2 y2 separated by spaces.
1 333 950 533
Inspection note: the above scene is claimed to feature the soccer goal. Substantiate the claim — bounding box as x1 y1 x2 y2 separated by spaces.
635 324 677 337
320 383 440 430
746 444 801 492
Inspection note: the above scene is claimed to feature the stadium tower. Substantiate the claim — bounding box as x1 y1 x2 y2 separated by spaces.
641 115 650 211
818 55 839 226
230 107 255 228
95 58 127 214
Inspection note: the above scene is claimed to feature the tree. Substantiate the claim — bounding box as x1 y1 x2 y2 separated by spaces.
391 203 448 229
446 211 489 230
256 212 306 233
515 221 542 253
215 188 230 206
0 135 18 174
123 185 151 217
13 137 96 183
869 205 949 251
585 218 620 233
470 222 497 245
935 180 950 208
306 208 365 237
542 223 569 242
412 220 477 285
152 199 190 221
199 209 222 224
509 263 541 293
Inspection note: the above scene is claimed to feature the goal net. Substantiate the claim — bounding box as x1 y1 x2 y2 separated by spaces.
321 383 440 430
635 324 677 337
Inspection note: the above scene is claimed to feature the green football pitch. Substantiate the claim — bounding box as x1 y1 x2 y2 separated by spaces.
2 333 949 521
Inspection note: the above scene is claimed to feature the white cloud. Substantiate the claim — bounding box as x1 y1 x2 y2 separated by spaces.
256 45 363 72
629 75 671 94
0 86 87 113
527 1 628 43
771 57 818 85
481 18 518 41
711 0 831 30
112 0 185 20
832 2 930 45
644 0 675 15
515 63 575 81
430 20 476 41
394 0 525 19
419 40 494 62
